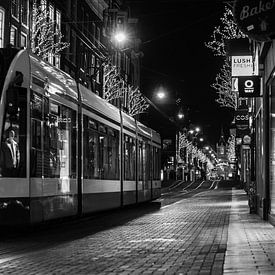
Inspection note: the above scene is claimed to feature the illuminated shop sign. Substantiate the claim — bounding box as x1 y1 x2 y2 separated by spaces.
231 56 258 76
235 109 249 128
233 0 275 41
238 76 261 97
235 108 250 138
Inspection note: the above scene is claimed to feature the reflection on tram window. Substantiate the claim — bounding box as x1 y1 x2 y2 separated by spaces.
83 116 119 180
30 91 77 178
0 87 27 178
153 147 161 180
124 135 136 180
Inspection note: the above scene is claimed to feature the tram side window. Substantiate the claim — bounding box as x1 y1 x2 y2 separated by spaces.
30 92 43 177
83 116 100 179
43 103 77 178
144 143 150 188
138 141 143 182
153 147 161 180
107 128 119 179
124 135 136 181
83 117 119 180
0 87 27 178
31 95 77 179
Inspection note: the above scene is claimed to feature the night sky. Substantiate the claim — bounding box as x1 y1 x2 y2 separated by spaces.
127 0 235 147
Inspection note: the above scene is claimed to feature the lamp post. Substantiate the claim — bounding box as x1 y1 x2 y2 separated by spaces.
187 126 202 181
151 87 186 181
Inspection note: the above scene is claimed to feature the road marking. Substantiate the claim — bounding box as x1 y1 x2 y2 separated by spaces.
195 180 205 190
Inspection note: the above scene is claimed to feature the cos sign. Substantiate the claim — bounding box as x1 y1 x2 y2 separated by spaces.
238 76 261 97
235 109 249 129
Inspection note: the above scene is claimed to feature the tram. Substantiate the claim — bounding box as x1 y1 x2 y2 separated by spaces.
0 48 161 226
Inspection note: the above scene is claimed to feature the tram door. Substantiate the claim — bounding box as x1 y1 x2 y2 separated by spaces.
0 86 27 178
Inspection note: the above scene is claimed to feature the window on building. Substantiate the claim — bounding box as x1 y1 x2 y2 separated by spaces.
41 0 47 12
21 0 29 26
85 12 89 36
81 6 85 33
56 9 61 30
92 23 96 44
21 33 27 48
70 30 76 64
48 53 54 65
0 8 4 48
96 27 100 45
10 26 17 46
49 4 54 22
55 54 60 69
11 0 19 19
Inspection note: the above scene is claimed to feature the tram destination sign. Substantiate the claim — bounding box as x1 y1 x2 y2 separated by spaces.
233 0 275 41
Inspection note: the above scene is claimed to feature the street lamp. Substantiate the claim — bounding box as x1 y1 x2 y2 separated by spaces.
156 90 166 100
195 127 200 133
112 31 127 44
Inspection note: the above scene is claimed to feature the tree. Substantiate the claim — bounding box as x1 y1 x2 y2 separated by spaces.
205 6 246 57
127 86 149 117
205 6 246 109
103 62 149 117
103 63 126 101
227 134 236 162
212 59 237 109
31 3 69 60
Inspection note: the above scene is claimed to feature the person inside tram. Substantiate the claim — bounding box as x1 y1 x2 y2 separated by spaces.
0 129 20 177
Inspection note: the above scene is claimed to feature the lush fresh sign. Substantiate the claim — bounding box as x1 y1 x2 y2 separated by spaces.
231 56 258 76
233 0 275 41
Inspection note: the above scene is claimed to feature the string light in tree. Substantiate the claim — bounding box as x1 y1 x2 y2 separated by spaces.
31 3 69 59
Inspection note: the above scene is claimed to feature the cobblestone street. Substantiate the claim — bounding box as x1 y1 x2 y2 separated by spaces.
0 187 275 274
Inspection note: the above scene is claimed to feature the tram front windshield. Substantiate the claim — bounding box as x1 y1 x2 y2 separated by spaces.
0 86 27 178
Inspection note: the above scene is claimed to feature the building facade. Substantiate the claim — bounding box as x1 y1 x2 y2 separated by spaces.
0 0 142 110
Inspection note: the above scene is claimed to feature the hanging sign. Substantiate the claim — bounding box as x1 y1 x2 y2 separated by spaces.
235 108 250 137
233 0 275 41
231 56 258 76
238 76 261 97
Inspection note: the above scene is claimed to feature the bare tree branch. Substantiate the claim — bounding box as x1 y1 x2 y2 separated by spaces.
31 3 69 60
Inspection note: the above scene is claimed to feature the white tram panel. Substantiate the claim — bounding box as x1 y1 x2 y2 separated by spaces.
80 85 121 125
80 85 122 213
120 111 137 205
151 129 162 199
30 55 78 101
29 54 79 221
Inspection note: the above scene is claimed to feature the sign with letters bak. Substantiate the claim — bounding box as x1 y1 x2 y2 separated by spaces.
238 76 261 97
233 0 275 42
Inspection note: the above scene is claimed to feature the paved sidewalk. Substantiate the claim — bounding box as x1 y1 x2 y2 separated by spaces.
224 189 275 274
1 188 275 274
